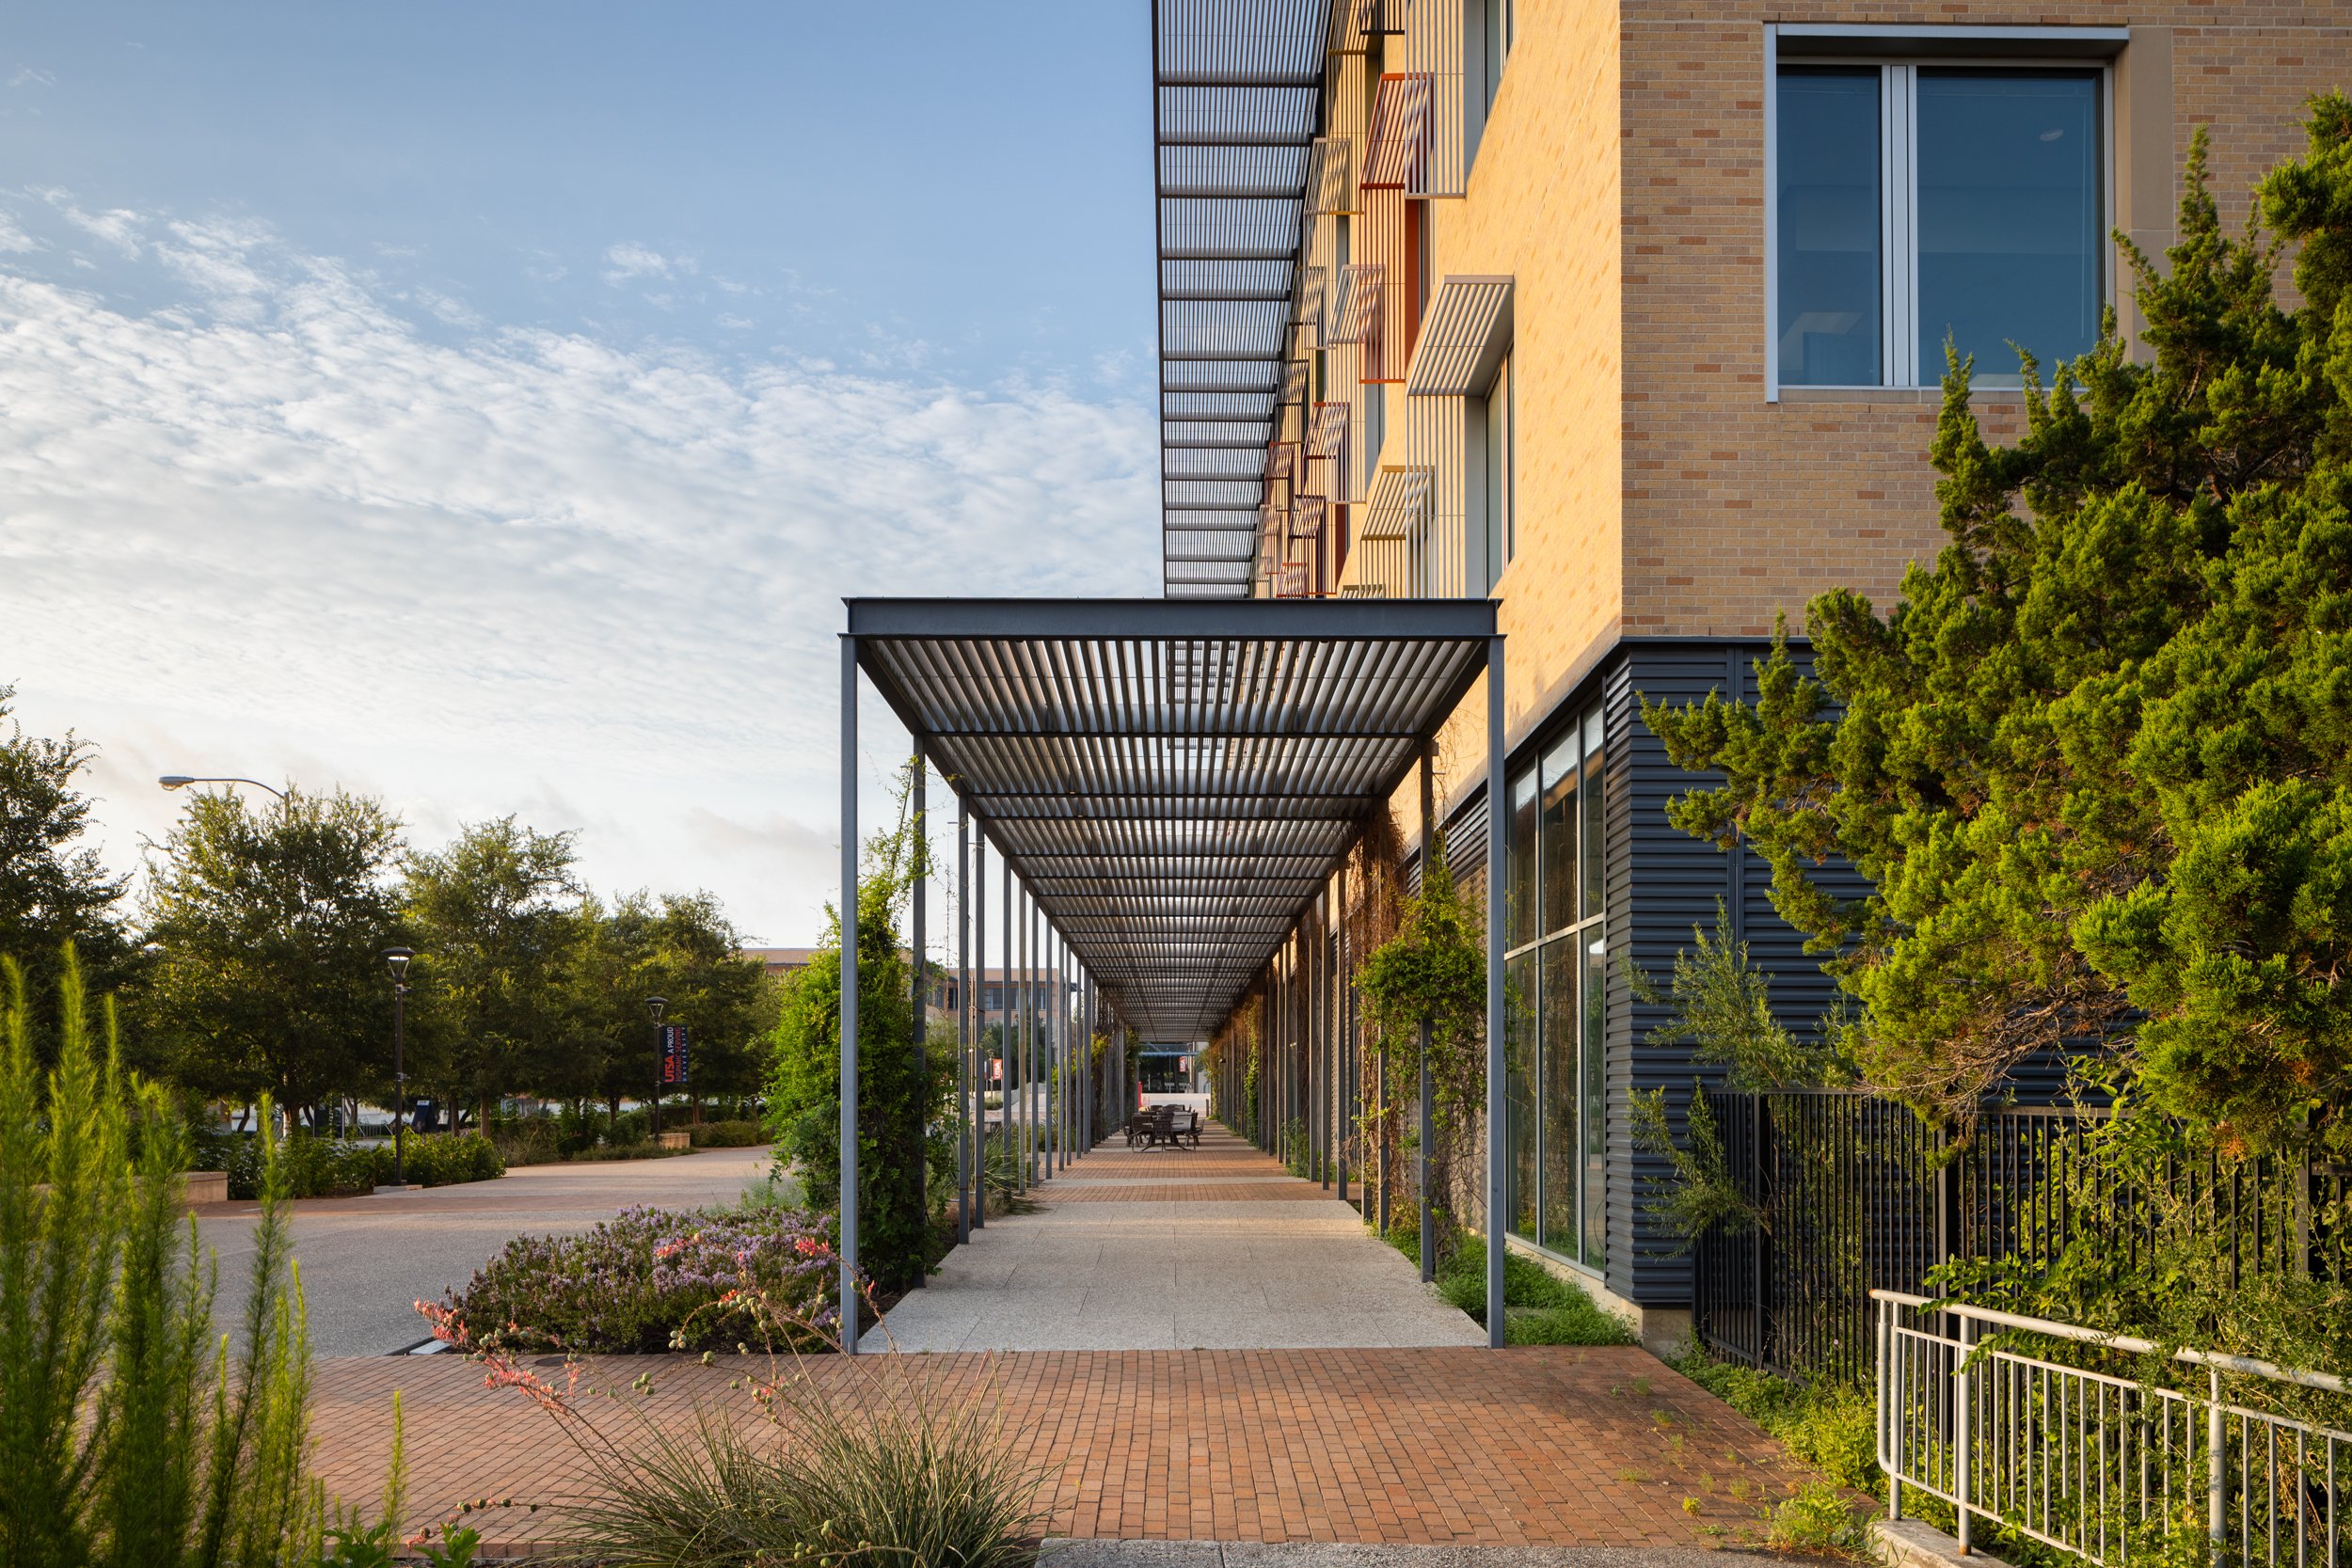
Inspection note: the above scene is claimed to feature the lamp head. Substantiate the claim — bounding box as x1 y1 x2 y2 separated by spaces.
646 995 668 1023
382 946 414 980
159 775 196 791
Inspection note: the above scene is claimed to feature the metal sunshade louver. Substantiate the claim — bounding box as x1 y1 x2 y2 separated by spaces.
847 596 1492 1040
1154 0 1334 598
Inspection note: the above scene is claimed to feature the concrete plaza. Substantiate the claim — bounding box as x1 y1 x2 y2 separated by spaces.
198 1143 776 1356
879 1125 1486 1351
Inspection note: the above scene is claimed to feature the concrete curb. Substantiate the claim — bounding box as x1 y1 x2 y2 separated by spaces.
1869 1518 2012 1568
1039 1543 1777 1568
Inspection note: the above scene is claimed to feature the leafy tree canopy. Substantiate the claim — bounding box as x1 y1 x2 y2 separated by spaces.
1645 103 2352 1154
0 684 131 1008
139 786 405 1117
401 816 581 1125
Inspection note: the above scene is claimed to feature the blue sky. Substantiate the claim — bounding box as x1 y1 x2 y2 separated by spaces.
0 3 1165 946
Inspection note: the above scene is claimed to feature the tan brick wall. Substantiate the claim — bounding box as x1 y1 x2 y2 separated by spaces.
1616 4 2352 640
1380 1 2349 847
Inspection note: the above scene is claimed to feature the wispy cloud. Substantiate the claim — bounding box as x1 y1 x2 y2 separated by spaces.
7 67 56 90
0 208 1158 942
602 241 692 285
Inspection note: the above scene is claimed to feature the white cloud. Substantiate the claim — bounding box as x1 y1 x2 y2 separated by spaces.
7 68 56 89
0 211 34 254
0 214 1159 944
601 242 692 285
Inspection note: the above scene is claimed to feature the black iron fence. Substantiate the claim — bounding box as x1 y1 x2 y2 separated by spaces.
1691 1088 2352 1386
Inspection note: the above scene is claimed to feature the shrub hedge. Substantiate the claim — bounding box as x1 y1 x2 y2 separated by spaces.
688 1118 766 1148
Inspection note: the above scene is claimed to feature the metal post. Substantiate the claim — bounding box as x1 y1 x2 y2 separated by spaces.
956 797 971 1244
1318 892 1330 1189
1485 631 1507 1350
391 975 407 1188
1338 863 1349 1206
1018 885 1030 1190
1001 847 1012 1195
1419 743 1436 1284
838 635 861 1354
1882 1297 1903 1522
1954 1314 1974 1552
974 831 988 1230
2208 1366 2226 1544
910 752 926 1281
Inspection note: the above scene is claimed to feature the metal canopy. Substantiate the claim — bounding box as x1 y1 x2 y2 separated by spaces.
848 596 1494 1040
1155 0 1334 598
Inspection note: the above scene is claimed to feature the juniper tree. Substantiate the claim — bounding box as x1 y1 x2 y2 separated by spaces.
1645 100 2352 1154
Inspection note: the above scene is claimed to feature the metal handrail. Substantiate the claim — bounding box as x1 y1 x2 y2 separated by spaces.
1870 1289 2346 1393
1875 1291 2352 1564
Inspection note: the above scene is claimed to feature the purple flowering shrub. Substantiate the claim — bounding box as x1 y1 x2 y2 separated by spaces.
444 1204 838 1354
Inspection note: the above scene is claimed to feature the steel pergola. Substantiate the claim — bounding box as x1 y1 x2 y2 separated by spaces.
836 595 1510 1352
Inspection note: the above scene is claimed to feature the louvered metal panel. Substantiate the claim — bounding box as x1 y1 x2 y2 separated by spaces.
1359 462 1434 542
1405 276 1514 394
1154 0 1336 598
852 597 1493 1036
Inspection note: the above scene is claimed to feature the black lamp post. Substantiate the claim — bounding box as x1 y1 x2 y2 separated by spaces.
383 947 413 1187
647 995 668 1137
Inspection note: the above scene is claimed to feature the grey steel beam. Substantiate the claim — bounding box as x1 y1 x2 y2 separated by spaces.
845 595 1495 643
973 829 987 1231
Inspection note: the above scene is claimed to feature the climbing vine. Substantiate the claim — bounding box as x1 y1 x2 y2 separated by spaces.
1355 832 1487 1251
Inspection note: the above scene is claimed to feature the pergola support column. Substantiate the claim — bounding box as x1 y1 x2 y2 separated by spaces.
1484 634 1508 1351
839 635 861 1354
909 753 926 1289
956 795 971 1245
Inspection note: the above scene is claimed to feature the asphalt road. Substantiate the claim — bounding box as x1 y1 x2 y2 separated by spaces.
195 1144 779 1357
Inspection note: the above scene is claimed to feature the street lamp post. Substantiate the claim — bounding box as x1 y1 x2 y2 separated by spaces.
647 996 668 1137
382 947 414 1188
159 774 289 800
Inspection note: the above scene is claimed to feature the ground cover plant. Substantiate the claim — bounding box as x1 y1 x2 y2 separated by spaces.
441 1203 836 1354
1385 1221 1636 1346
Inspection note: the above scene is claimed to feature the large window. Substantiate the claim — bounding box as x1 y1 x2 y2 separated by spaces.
1465 0 1514 170
1502 704 1605 1270
1775 62 2105 388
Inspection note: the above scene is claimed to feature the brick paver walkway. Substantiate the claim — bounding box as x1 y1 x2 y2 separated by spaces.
303 1124 1825 1556
311 1345 1814 1554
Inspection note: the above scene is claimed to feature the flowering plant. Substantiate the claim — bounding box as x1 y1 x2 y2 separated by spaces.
440 1204 837 1354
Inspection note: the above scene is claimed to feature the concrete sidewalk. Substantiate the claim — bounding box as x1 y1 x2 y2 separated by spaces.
878 1126 1484 1352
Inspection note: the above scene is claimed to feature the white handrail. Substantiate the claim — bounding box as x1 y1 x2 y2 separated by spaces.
1870 1288 2345 1393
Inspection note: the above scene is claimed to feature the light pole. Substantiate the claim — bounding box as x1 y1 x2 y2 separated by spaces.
646 996 668 1137
382 947 413 1188
159 774 288 800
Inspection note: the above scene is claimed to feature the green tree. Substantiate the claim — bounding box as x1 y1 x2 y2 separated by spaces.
401 817 580 1130
0 685 132 1016
637 890 766 1115
1644 104 2352 1152
140 788 403 1123
766 781 950 1294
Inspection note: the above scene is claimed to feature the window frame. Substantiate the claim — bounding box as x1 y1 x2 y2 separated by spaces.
1763 24 2122 401
1501 699 1606 1275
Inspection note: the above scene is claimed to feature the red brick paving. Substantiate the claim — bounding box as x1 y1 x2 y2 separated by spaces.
310 1346 1813 1555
